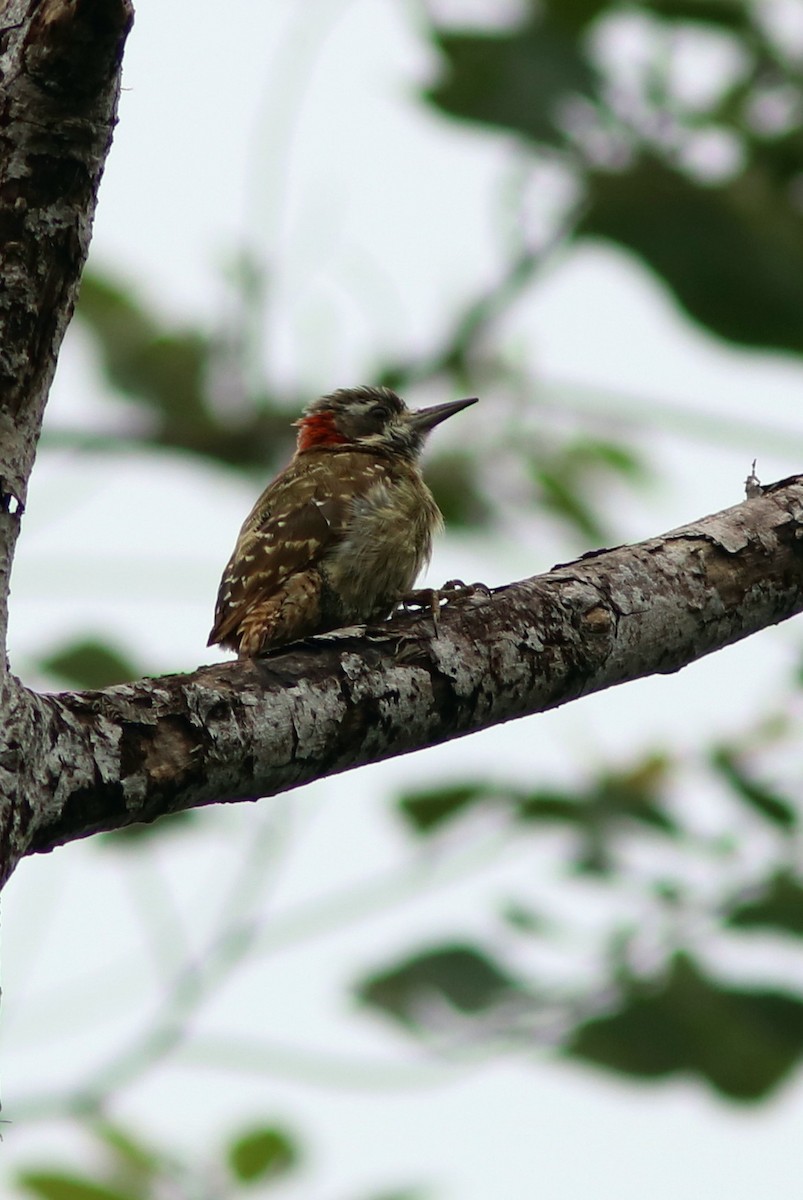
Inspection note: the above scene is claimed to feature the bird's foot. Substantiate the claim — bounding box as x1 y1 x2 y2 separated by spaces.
396 587 441 627
396 580 491 637
439 578 492 600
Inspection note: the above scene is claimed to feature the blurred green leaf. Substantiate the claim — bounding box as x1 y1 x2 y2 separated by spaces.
639 0 752 27
77 274 208 419
499 900 547 933
358 944 523 1027
397 783 487 832
588 756 678 833
17 1174 139 1200
582 158 803 355
426 3 803 359
516 788 585 823
726 872 803 935
565 437 646 480
227 1126 299 1184
126 333 209 422
74 271 292 469
573 832 614 876
529 435 647 543
39 637 141 688
91 1121 159 1182
567 953 803 1100
652 878 685 905
534 466 609 542
518 755 678 836
710 746 796 829
752 128 803 191
425 451 493 529
426 13 596 146
517 758 677 874
542 0 614 32
76 272 157 362
100 810 198 849
399 757 676 851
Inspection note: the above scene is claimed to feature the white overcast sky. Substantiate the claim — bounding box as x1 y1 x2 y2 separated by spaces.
5 2 803 1198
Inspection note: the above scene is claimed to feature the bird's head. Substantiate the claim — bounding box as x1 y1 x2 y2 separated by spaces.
294 386 477 459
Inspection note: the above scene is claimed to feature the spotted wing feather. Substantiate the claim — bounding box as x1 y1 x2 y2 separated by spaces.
208 449 391 652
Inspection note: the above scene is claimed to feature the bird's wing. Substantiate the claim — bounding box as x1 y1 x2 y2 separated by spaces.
208 449 390 647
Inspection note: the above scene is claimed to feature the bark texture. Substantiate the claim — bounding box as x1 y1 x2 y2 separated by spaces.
0 0 132 649
0 474 800 885
0 0 132 880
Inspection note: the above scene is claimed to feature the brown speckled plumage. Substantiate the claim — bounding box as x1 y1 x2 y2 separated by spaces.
208 386 476 657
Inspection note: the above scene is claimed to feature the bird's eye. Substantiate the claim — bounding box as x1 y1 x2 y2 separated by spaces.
369 404 389 420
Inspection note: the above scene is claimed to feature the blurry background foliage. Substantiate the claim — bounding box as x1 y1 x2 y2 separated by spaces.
15 0 803 1196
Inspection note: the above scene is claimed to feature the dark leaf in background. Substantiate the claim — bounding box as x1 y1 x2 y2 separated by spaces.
516 787 587 824
76 273 209 420
534 465 609 542
126 333 209 424
39 637 142 688
541 0 615 34
586 756 678 834
99 810 198 849
529 436 648 544
397 783 488 832
710 746 796 829
399 757 676 850
516 788 615 873
427 13 597 146
518 755 678 836
567 437 645 480
426 2 803 360
76 273 157 373
582 159 803 355
752 129 803 192
639 0 752 27
518 760 677 872
567 953 803 1100
726 872 803 935
91 1122 160 1189
17 1174 139 1200
500 900 547 933
74 273 292 469
424 451 493 529
358 944 524 1028
227 1126 299 1184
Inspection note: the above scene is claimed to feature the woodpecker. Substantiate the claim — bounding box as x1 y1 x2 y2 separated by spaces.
208 385 477 657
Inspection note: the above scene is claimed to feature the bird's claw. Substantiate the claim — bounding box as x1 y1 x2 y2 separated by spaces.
397 587 439 616
439 579 492 600
395 579 491 637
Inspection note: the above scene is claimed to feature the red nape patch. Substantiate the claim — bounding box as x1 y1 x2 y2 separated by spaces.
295 412 350 452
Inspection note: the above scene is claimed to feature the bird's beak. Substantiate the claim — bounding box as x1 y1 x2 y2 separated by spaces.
406 395 478 434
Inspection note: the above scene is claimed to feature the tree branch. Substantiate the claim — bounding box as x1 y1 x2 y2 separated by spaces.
2 476 801 887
